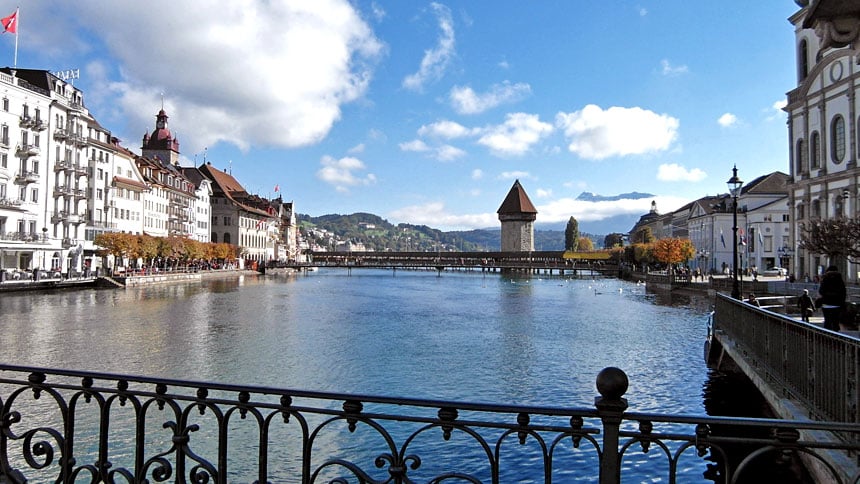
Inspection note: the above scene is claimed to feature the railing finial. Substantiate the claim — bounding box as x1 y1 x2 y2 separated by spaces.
596 367 628 401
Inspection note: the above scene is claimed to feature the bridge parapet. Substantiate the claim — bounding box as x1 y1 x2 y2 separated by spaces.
2 364 858 483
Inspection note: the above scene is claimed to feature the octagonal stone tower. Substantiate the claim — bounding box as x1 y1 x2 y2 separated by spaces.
497 180 538 252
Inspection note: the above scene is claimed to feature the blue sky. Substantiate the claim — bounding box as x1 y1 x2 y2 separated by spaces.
4 1 800 230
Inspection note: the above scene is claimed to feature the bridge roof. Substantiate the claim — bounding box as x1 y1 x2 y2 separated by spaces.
497 180 538 215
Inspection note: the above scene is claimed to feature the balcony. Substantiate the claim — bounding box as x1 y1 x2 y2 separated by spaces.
70 134 88 147
53 185 74 198
32 119 47 131
72 163 89 176
61 237 78 248
53 128 69 140
0 136 9 148
0 197 24 209
14 170 39 185
17 115 33 128
54 159 72 172
15 144 40 157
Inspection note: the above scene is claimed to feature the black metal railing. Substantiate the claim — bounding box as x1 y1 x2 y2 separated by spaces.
2 364 860 483
713 293 860 424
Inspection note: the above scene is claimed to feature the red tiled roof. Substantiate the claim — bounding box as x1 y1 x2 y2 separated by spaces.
497 180 537 215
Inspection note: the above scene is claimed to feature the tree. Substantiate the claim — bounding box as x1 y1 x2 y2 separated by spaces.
577 236 594 251
603 233 624 248
652 238 696 266
565 216 579 251
799 218 860 264
633 227 655 244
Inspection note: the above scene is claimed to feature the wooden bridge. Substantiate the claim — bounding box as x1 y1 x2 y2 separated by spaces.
273 250 620 276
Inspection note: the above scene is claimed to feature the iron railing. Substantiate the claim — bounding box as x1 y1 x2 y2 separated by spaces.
712 293 860 424
2 364 860 483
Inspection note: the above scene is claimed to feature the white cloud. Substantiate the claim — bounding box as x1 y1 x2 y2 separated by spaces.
537 195 692 224
477 113 554 156
657 163 707 182
449 81 531 115
56 1 383 153
402 3 455 91
399 139 431 152
660 59 688 76
555 105 679 159
389 202 496 231
316 156 377 192
499 171 531 180
536 188 553 198
417 120 475 138
436 144 466 161
400 139 464 161
718 113 738 128
370 2 386 21
767 100 788 121
471 169 484 179
639 7 648 16
348 143 365 154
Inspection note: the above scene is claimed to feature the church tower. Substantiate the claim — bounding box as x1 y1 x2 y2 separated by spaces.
141 109 181 165
497 180 538 252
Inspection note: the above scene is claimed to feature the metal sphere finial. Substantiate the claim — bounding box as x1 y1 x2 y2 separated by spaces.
596 367 629 400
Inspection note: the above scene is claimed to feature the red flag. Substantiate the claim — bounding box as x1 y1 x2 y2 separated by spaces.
273 184 279 193
1 10 17 34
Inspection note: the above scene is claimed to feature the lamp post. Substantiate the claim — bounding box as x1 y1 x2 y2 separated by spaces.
727 166 743 299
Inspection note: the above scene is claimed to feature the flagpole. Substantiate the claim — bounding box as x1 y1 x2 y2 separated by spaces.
12 7 17 68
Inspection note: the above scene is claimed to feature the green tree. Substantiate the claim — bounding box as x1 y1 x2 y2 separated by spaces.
565 216 579 251
603 233 624 248
634 227 655 244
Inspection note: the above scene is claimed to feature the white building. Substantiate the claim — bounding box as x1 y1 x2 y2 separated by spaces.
786 1 860 282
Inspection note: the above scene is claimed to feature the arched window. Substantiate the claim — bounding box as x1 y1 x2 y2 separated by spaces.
812 199 821 218
796 203 805 220
831 115 846 162
810 132 820 168
799 39 809 82
224 233 231 244
796 139 806 173
211 233 218 243
835 194 845 218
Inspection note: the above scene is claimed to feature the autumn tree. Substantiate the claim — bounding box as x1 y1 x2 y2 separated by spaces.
799 218 860 264
651 238 695 266
577 236 594 251
565 216 579 251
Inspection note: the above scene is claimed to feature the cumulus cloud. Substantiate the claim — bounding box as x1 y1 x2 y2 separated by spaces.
657 163 707 182
41 1 383 154
417 120 475 138
555 105 679 159
449 81 531 114
471 169 484 179
660 59 688 76
389 202 496 231
767 100 788 121
402 3 455 91
400 138 464 161
536 188 553 198
477 113 554 156
316 156 377 192
348 143 365 154
718 113 738 127
399 139 431 152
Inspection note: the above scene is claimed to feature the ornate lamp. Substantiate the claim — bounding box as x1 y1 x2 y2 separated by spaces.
727 166 743 299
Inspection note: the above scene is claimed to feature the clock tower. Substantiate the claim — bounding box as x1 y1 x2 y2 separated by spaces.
142 109 181 165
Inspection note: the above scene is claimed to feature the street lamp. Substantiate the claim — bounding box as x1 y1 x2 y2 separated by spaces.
727 165 744 299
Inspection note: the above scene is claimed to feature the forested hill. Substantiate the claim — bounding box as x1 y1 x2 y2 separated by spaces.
297 213 604 252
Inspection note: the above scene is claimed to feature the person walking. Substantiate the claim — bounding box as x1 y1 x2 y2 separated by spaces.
797 289 815 323
818 266 847 331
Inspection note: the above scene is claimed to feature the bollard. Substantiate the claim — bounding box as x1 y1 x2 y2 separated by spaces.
595 367 629 484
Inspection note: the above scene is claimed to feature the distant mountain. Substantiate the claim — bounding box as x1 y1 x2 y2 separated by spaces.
575 191 654 202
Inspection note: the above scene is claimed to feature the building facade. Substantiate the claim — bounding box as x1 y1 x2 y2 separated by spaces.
786 0 860 283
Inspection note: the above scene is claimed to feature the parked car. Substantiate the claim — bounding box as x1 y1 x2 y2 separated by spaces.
761 266 787 276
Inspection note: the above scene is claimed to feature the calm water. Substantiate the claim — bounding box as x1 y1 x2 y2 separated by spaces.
1 269 739 481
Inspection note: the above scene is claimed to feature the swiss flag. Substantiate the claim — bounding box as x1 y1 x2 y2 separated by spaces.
1 10 17 34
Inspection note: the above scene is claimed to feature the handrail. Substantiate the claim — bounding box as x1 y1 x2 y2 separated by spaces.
2 364 859 483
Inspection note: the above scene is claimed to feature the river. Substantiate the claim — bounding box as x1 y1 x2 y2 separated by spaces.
0 269 793 482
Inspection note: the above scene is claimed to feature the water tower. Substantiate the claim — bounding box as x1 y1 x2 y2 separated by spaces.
497 180 537 252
